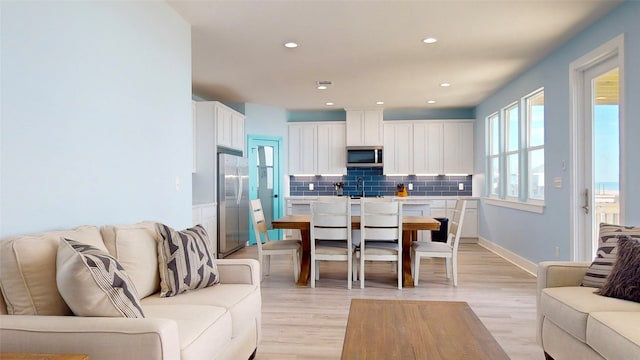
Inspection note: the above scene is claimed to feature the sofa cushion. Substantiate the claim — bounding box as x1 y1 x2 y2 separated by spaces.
582 223 640 288
0 225 106 315
57 238 145 318
540 286 640 342
156 224 219 297
596 236 640 303
587 312 640 360
101 221 161 298
143 304 232 360
141 284 261 339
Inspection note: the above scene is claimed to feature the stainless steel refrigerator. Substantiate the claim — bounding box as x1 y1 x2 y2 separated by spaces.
217 148 249 258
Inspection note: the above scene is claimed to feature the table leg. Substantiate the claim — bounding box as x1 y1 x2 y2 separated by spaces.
402 230 416 288
296 229 311 286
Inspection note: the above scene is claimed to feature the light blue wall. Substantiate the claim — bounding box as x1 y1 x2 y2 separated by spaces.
244 103 289 170
475 1 639 263
0 1 193 237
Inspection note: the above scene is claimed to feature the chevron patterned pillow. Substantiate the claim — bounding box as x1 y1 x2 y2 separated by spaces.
582 223 640 288
56 238 145 318
156 223 219 297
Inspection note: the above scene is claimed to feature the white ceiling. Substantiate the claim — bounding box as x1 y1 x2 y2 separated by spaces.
168 0 621 111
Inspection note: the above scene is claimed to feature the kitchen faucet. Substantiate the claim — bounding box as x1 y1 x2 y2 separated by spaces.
357 177 365 198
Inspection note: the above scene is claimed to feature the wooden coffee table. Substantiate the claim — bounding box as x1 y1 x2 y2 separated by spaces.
341 299 509 359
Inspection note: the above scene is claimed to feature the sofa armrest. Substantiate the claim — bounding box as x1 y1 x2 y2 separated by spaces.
0 315 181 360
536 261 591 347
215 258 260 286
537 261 591 290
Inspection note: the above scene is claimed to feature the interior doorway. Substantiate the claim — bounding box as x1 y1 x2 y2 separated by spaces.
247 135 283 244
570 35 624 261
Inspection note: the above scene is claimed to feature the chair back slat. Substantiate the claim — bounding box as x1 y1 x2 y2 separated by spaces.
314 227 350 240
249 199 270 249
362 227 400 241
447 200 467 250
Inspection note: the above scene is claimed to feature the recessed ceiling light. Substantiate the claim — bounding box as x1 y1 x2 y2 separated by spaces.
326 102 335 106
376 101 384 105
440 82 451 87
422 37 438 44
317 85 328 90
284 42 298 48
427 100 436 104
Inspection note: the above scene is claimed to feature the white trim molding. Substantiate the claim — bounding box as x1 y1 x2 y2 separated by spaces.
478 236 538 276
482 197 544 214
569 33 625 261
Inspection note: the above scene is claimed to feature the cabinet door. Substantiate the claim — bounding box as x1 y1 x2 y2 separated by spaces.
317 123 346 175
443 121 474 174
362 110 383 146
215 106 232 148
346 109 383 146
346 110 365 146
383 123 412 174
231 112 245 152
288 124 317 174
413 122 443 175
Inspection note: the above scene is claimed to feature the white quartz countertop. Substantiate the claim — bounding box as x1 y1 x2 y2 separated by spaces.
285 196 478 202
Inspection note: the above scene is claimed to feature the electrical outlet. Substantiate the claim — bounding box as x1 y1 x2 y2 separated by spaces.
458 183 464 191
308 183 314 191
555 246 560 257
175 176 181 191
408 183 413 191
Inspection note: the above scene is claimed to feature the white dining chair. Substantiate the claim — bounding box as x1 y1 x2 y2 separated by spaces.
310 198 353 289
411 199 467 287
249 199 301 282
359 199 403 289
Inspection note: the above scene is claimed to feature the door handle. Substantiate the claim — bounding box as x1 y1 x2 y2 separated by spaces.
582 189 590 214
274 194 279 198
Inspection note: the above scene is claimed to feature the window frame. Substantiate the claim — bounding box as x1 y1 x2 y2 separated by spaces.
485 88 545 212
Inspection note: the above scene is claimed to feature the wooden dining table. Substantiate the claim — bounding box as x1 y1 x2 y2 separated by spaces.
271 214 440 288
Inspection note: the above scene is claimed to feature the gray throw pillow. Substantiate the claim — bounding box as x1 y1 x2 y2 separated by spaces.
156 224 219 297
582 223 640 288
596 236 640 303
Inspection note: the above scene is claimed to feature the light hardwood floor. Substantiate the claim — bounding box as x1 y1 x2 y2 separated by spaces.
228 243 544 360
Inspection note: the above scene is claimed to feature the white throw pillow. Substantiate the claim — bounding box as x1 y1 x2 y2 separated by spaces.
56 238 145 318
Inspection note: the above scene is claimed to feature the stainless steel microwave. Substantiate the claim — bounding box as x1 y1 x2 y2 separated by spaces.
346 146 383 167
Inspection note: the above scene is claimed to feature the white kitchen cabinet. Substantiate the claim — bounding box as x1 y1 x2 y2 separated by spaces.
289 124 317 175
346 109 383 146
413 122 443 175
289 122 346 175
443 121 474 174
383 122 413 175
317 123 347 175
214 103 245 153
193 203 218 257
192 101 197 173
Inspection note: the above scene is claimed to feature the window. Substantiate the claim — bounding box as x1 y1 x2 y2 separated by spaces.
488 113 500 196
526 90 545 200
486 89 545 206
505 103 519 198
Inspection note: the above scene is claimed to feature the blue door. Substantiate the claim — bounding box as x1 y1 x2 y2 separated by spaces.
247 136 283 244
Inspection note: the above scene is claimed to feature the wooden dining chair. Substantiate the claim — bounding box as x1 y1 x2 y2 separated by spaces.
249 199 301 282
310 198 353 289
411 199 467 287
359 199 403 289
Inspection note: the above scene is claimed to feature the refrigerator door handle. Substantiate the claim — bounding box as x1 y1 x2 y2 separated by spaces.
237 173 243 205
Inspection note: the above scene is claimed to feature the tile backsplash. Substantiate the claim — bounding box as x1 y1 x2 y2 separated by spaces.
289 167 472 197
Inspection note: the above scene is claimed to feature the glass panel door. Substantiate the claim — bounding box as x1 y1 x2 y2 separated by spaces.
247 136 282 244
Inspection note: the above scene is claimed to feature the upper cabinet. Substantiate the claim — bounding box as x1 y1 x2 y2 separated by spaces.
193 101 245 204
214 103 245 152
346 109 383 146
384 120 474 175
443 121 474 174
289 122 346 175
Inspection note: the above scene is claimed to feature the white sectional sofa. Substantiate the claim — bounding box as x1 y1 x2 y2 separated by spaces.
0 222 261 360
536 261 640 360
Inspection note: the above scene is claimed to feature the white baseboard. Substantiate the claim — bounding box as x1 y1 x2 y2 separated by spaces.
477 237 537 277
